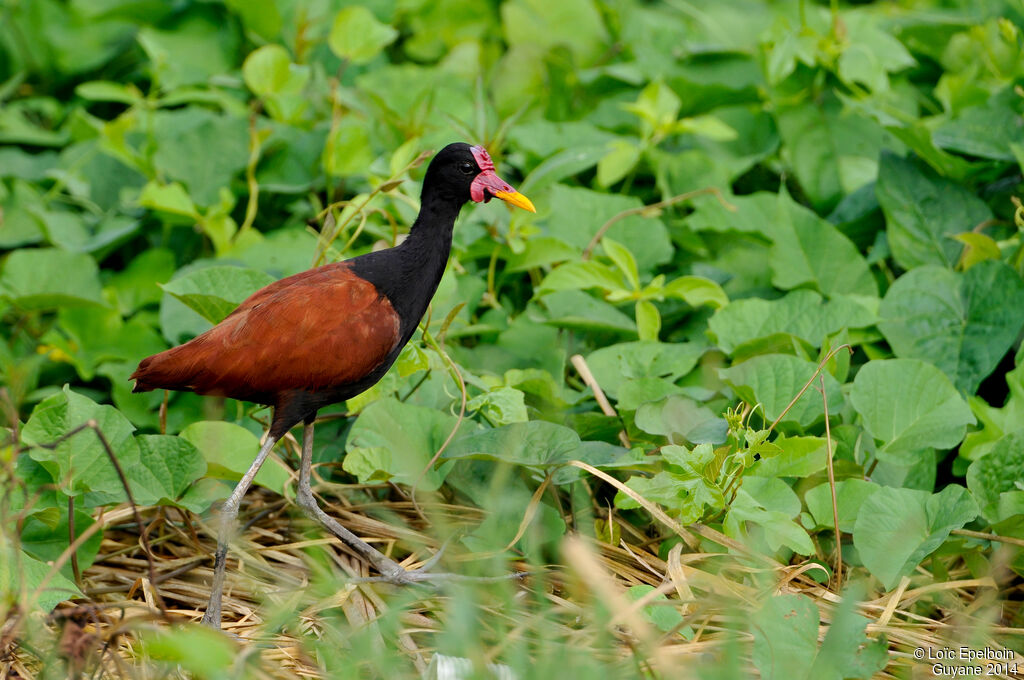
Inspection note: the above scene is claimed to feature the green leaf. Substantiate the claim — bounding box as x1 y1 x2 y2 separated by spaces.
541 290 637 333
242 44 293 96
966 432 1024 523
43 306 166 380
596 140 642 188
226 0 282 41
769 192 877 297
878 261 1024 393
750 436 828 478
537 260 626 295
961 358 1024 461
804 479 881 533
327 6 399 64
0 248 105 309
726 477 813 555
467 386 529 426
635 395 728 445
626 584 688 635
661 275 728 308
708 290 877 355
850 359 975 455
853 485 978 589
75 80 141 104
129 435 207 507
751 595 818 680
0 545 83 612
586 341 704 399
160 265 275 324
140 624 237 677
345 398 460 491
774 97 885 211
933 102 1022 161
107 248 177 315
875 152 993 270
952 232 1002 269
635 300 660 341
22 387 137 501
545 185 673 273
501 0 608 65
623 80 680 135
138 181 200 218
138 15 237 90
445 420 581 467
151 110 250 207
179 421 289 495
21 507 103 580
323 118 375 177
617 445 725 524
719 354 844 428
601 237 639 289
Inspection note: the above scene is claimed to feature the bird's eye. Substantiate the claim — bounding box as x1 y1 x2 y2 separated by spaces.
459 161 476 175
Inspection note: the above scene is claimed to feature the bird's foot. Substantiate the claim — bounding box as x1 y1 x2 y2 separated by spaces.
354 548 530 585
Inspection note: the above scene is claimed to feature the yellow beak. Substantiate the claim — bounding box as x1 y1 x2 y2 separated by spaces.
493 190 536 213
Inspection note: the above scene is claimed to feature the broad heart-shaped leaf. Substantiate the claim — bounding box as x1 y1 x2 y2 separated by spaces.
160 265 275 324
151 109 249 206
804 479 881 533
0 546 83 612
21 507 103 581
444 420 581 467
635 395 728 445
586 341 705 400
544 184 673 272
0 247 104 309
327 6 398 64
878 261 1024 393
774 95 886 212
179 421 290 495
853 485 979 589
876 152 993 270
768 192 877 297
755 583 887 680
127 435 207 507
22 386 137 500
708 290 877 355
850 359 974 455
344 397 461 491
967 431 1024 523
719 354 844 428
751 594 819 680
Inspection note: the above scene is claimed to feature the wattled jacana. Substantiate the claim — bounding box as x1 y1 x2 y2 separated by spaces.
131 143 535 627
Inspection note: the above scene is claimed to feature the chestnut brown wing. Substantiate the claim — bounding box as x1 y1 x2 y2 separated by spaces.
131 263 401 402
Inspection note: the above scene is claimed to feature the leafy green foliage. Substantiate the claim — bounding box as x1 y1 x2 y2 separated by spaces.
2 0 1023 676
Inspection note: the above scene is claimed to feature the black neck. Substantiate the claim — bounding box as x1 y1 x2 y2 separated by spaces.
348 193 461 343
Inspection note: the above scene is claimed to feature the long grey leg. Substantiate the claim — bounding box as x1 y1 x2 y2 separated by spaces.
294 423 436 583
201 434 279 628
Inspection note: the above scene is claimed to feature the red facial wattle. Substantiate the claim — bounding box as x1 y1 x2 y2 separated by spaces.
468 145 536 212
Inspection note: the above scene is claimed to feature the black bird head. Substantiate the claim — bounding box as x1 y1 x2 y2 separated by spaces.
421 142 535 212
